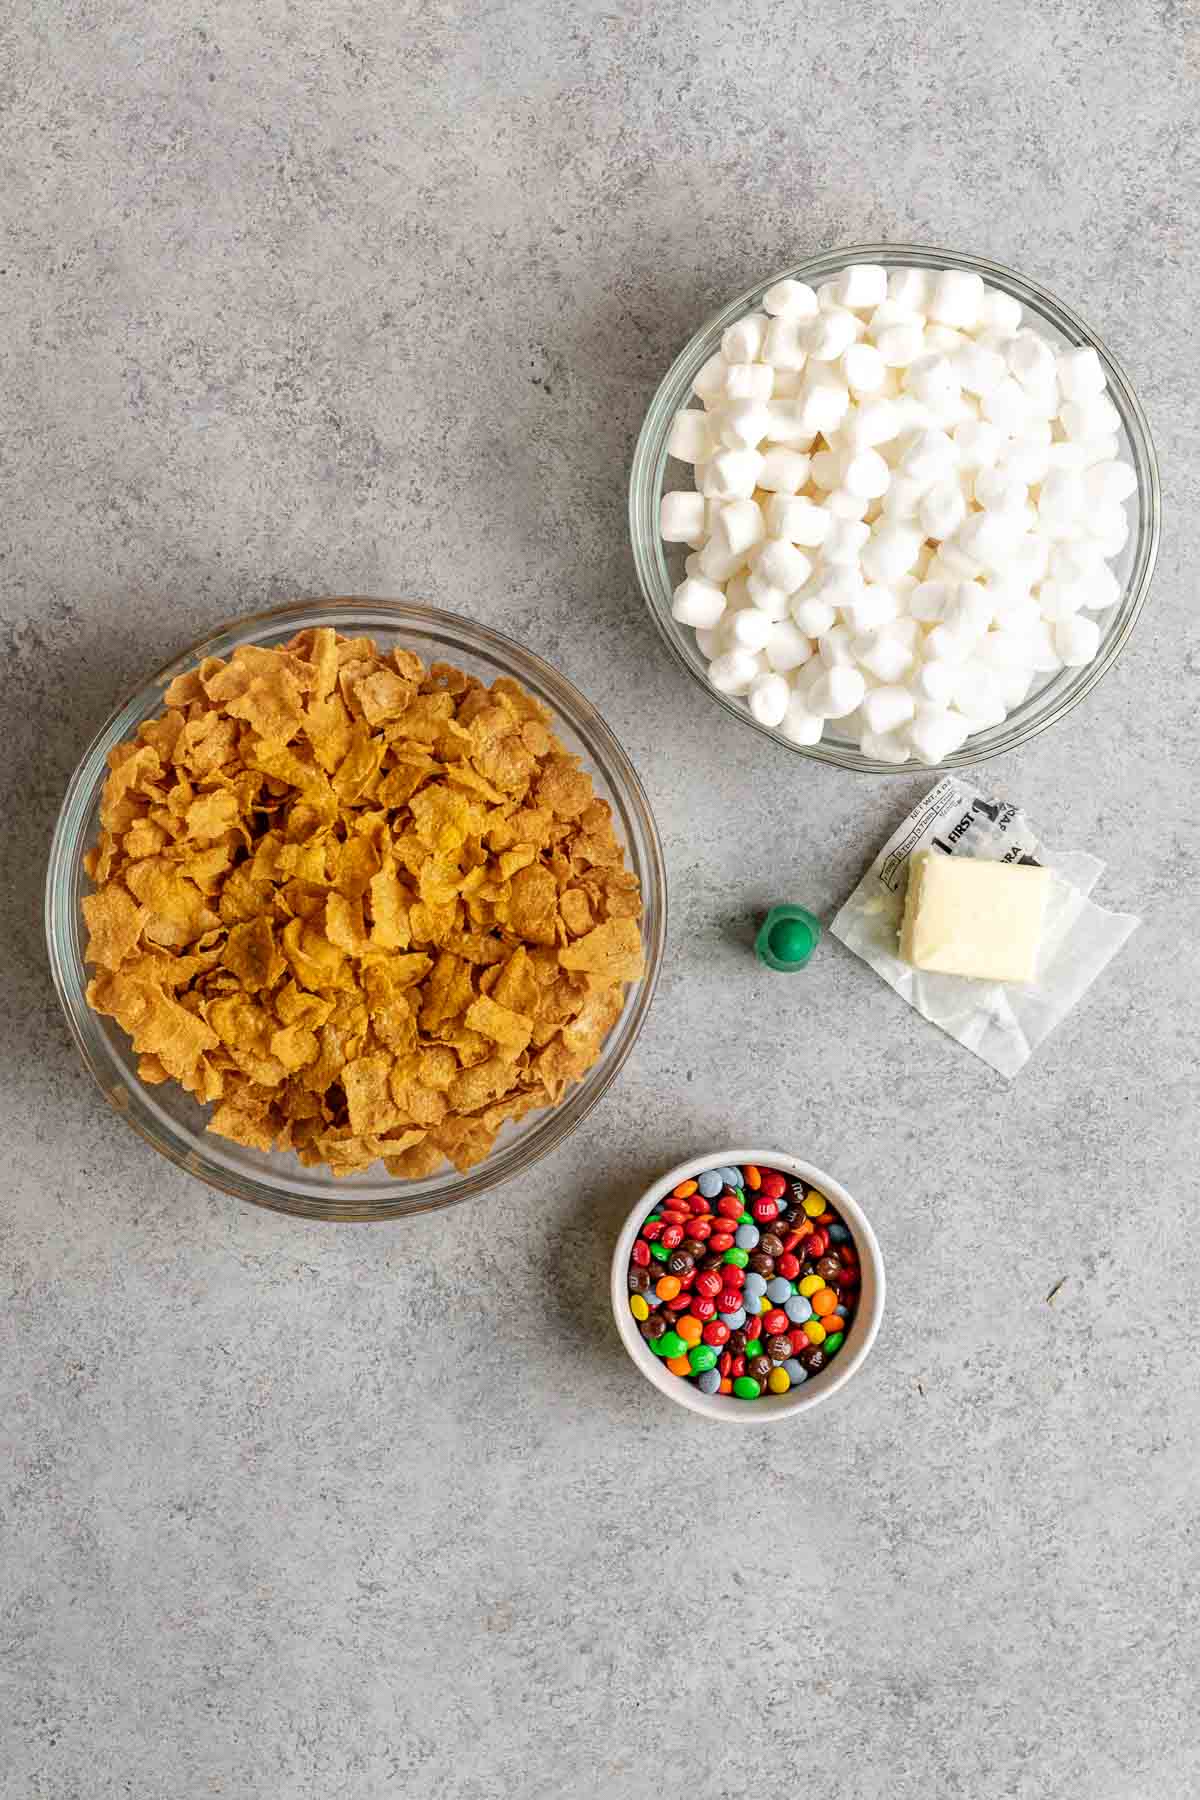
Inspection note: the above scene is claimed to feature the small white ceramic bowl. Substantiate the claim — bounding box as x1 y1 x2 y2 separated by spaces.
611 1149 885 1423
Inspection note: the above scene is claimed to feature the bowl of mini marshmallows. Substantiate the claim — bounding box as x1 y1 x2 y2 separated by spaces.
630 245 1160 771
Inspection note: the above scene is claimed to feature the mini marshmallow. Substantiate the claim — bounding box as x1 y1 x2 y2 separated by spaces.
744 574 792 620
1035 579 1084 623
770 369 803 399
1060 394 1121 440
717 402 773 449
928 269 985 330
843 341 888 395
694 625 720 658
708 648 764 694
973 466 1028 513
924 624 972 664
1038 468 1086 529
997 667 1034 709
909 706 972 764
766 494 831 546
810 448 844 490
809 665 866 718
1056 346 1106 401
899 428 956 487
981 377 1033 434
954 342 1008 397
660 491 707 543
909 580 955 623
1089 506 1129 558
855 628 915 683
755 538 813 594
1001 436 1052 485
842 396 904 448
942 584 994 643
723 362 775 404
979 288 1023 335
881 474 925 521
818 623 858 668
1054 614 1102 666
977 626 1039 671
791 594 837 637
861 522 923 583
696 535 748 582
919 479 967 541
843 448 891 498
693 351 728 401
861 684 917 735
763 318 809 372
731 608 774 651
886 267 930 312
875 321 926 367
905 354 961 413
702 448 764 498
1078 433 1120 467
798 370 851 434
1025 620 1062 673
667 408 711 463
843 584 901 633
765 401 817 447
1084 460 1136 508
860 728 912 764
910 659 958 704
823 518 871 565
747 670 791 727
835 263 888 310
672 577 727 628
714 498 766 557
954 512 1026 573
763 278 819 320
924 325 968 355
722 312 769 363
1007 329 1058 392
780 697 825 745
826 488 871 520
803 309 860 361
1077 561 1122 612
756 447 811 493
764 620 814 673
953 419 1005 470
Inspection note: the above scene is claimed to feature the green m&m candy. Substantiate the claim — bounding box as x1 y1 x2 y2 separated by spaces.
657 1330 686 1359
732 1376 762 1400
688 1344 719 1374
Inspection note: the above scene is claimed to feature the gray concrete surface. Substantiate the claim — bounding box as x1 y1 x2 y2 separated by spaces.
2 2 1198 1795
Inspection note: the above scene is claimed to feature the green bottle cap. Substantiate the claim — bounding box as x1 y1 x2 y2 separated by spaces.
755 904 822 972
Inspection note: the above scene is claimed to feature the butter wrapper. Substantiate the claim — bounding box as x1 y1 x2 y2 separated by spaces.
830 776 1140 1077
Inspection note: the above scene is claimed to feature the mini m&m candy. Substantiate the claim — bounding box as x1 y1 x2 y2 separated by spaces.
628 1164 860 1402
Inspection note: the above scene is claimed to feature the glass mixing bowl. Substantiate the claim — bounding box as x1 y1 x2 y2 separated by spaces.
46 599 666 1221
630 243 1161 772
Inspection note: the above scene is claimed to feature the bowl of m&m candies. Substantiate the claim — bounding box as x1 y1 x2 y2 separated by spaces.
611 1151 884 1422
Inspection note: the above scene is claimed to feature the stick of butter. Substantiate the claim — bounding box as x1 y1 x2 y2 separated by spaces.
899 850 1050 984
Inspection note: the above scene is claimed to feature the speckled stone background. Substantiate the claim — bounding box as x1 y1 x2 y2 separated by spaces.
3 3 1198 1796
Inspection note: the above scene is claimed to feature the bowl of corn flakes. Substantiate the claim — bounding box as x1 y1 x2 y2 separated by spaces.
46 599 665 1220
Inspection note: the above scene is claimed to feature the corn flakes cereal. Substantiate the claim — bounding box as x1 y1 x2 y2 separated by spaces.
82 631 645 1177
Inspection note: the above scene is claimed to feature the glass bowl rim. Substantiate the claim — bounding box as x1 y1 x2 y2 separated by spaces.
45 596 667 1221
630 240 1162 774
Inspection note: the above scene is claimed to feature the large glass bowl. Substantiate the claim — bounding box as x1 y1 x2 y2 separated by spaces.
46 599 666 1221
630 243 1161 773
